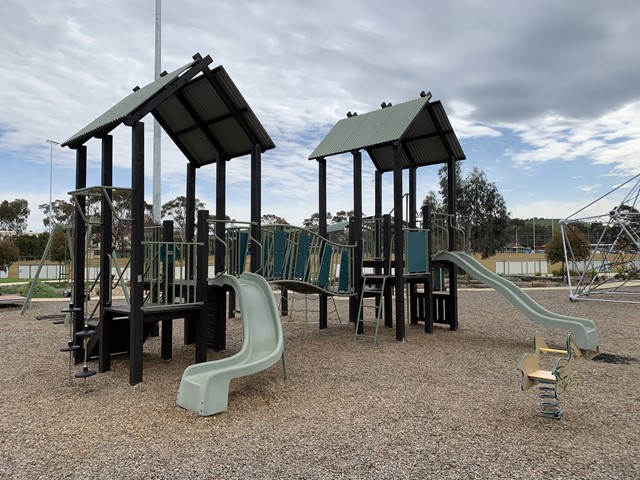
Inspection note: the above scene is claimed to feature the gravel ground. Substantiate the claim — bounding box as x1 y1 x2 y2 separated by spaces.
0 288 638 479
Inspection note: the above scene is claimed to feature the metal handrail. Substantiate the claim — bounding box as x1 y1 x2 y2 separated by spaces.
141 239 203 310
432 213 465 252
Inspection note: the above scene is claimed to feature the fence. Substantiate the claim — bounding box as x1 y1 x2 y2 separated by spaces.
495 260 548 275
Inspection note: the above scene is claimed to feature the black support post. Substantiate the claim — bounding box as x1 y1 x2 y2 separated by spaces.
213 159 226 350
447 156 458 331
161 220 174 360
73 146 87 364
318 157 328 329
250 144 261 273
215 159 226 274
196 209 209 362
375 170 383 278
184 162 198 344
408 166 418 323
129 121 145 385
423 205 434 333
99 136 113 372
350 150 363 324
393 142 405 340
186 163 196 246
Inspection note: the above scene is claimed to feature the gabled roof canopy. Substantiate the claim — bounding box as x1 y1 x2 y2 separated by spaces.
62 53 275 166
308 93 465 172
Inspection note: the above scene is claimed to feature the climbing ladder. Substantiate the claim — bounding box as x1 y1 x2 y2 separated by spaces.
355 275 388 345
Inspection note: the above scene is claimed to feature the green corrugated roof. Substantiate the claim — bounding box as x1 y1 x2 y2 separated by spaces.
309 97 429 160
309 96 465 171
62 60 198 147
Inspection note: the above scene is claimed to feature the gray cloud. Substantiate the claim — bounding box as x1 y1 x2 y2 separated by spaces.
2 0 640 228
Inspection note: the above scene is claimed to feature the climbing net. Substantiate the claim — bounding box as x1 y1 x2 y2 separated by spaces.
561 174 640 303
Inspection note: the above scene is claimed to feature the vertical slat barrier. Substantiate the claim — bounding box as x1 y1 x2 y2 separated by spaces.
258 225 357 296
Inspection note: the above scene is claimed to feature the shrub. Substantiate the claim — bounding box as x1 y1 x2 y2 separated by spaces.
0 240 19 273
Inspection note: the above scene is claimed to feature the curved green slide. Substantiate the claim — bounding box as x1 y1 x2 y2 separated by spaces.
433 251 598 351
177 272 286 416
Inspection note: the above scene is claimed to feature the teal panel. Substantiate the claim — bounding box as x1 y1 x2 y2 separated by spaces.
237 230 249 273
294 233 311 280
338 250 350 293
261 234 272 274
433 268 444 291
317 244 333 288
159 243 180 265
407 231 428 273
272 230 287 279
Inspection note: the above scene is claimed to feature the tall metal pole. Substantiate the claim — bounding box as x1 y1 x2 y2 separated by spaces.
152 0 162 223
46 139 60 233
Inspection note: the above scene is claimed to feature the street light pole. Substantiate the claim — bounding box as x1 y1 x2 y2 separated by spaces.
46 139 60 233
533 217 537 252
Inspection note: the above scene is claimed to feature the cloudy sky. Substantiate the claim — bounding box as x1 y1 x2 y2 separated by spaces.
2 0 640 231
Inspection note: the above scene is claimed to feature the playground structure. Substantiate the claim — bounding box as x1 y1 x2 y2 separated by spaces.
53 52 599 395
561 173 640 303
517 332 581 419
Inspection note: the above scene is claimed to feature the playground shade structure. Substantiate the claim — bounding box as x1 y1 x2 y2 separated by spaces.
176 272 285 416
433 251 599 351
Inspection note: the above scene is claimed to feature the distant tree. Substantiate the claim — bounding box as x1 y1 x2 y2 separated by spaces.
14 233 48 260
0 199 30 238
303 211 363 227
39 198 75 230
431 165 510 258
0 240 20 273
261 214 288 225
109 190 153 251
161 196 206 239
303 212 331 228
462 168 510 258
609 204 640 252
49 229 70 263
332 210 355 223
545 228 590 282
421 190 443 214
437 163 464 214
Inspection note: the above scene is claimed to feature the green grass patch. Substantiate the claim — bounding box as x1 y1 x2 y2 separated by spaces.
0 281 64 298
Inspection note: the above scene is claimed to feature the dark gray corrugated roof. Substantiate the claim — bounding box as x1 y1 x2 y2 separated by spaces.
62 54 275 165
154 66 275 166
308 96 465 172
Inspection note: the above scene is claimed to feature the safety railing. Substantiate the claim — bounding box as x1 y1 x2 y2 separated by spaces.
362 217 386 262
260 224 357 296
431 213 465 252
141 239 202 310
207 220 262 277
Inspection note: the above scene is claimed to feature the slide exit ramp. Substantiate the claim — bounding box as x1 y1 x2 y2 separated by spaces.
433 251 599 351
176 272 286 416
